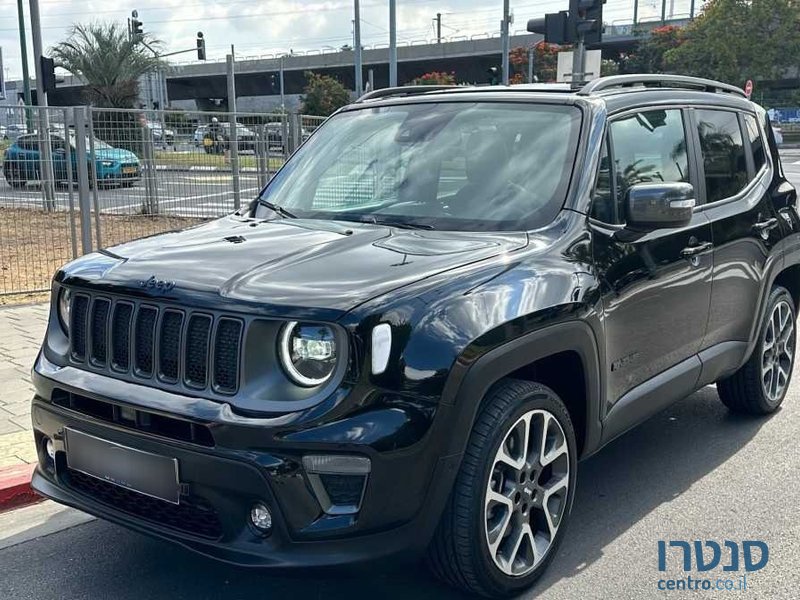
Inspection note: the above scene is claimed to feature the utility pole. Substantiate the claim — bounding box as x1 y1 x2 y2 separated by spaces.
389 0 397 87
435 13 442 43
279 55 285 111
16 0 32 130
29 0 55 210
501 0 511 85
354 0 363 95
226 46 240 211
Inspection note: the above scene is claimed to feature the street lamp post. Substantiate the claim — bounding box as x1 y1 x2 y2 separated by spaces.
15 0 33 130
354 0 363 95
389 0 397 87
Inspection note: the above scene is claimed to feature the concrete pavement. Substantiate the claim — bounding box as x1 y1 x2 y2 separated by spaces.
0 303 46 468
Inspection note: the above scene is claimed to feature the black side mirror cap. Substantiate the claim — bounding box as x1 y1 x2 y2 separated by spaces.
625 182 695 231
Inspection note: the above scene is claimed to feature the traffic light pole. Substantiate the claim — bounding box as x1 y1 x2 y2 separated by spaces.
28 0 56 210
571 35 586 86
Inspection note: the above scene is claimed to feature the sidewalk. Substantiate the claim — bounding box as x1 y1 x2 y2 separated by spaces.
0 303 48 469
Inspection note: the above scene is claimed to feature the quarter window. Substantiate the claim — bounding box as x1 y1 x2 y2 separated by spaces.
744 114 766 172
695 110 748 203
591 109 689 224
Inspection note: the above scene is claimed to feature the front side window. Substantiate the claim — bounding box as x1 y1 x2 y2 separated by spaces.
591 109 689 224
255 102 582 231
696 110 748 203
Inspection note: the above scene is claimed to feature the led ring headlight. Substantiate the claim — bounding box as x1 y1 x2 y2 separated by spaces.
279 321 338 387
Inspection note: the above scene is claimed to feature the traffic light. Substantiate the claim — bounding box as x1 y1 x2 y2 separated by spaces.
131 11 143 41
527 11 571 44
487 66 501 86
196 32 206 60
40 56 56 94
569 0 605 45
527 0 604 45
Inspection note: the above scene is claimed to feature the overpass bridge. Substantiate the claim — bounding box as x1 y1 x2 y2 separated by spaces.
1 18 691 113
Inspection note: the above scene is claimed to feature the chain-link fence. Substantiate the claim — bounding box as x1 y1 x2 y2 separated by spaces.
0 105 325 299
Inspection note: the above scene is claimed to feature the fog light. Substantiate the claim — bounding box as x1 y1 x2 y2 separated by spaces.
45 437 55 460
249 502 273 533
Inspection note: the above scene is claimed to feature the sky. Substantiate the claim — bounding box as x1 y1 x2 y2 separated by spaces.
0 0 701 81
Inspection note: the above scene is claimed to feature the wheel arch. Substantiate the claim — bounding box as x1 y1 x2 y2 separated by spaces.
441 320 603 460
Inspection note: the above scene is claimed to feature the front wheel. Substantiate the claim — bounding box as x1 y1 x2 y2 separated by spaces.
427 379 577 598
717 285 796 414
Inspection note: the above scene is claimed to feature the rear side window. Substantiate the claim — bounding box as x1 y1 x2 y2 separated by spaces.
591 109 689 224
744 114 766 172
695 110 748 203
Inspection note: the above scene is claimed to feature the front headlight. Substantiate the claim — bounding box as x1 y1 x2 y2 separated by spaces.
99 160 114 167
57 287 72 334
279 321 337 386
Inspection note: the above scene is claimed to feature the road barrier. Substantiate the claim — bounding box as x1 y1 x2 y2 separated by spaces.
0 105 326 297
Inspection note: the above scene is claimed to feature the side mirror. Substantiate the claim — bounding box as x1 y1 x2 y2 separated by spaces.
625 182 695 231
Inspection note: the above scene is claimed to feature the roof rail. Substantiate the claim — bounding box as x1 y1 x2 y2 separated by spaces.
355 85 460 103
579 74 747 98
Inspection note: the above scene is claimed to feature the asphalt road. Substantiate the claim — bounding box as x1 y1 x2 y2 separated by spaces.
2 153 800 599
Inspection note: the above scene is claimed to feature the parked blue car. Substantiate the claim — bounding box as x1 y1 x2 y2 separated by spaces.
2 133 141 188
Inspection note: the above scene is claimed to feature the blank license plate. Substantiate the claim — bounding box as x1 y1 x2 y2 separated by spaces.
65 428 180 504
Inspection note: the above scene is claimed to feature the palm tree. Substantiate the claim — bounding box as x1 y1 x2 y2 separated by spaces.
51 23 162 108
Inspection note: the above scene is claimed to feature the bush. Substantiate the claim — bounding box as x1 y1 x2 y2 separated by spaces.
300 72 351 116
409 71 457 85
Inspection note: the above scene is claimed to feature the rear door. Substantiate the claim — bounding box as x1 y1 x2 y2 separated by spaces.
692 108 782 359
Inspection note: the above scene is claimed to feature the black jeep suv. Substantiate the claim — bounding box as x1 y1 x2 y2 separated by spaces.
31 75 799 597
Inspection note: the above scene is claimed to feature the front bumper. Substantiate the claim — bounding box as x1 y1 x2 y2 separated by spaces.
30 354 461 568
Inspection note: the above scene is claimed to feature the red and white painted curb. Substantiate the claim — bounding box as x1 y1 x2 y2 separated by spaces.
0 464 40 512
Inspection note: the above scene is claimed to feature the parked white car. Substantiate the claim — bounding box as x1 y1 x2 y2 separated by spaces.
772 124 784 146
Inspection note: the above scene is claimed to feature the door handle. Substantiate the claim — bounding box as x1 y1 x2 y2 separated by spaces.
753 217 778 234
680 241 713 258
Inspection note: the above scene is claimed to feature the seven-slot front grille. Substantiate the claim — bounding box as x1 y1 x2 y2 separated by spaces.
69 293 242 395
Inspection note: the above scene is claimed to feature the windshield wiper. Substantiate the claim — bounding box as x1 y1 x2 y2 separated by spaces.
347 215 435 230
258 199 297 219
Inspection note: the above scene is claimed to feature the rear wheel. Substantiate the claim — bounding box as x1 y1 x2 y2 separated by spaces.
427 380 577 598
717 285 796 414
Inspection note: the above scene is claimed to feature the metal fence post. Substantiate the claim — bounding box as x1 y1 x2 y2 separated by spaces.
141 121 159 214
256 123 268 187
86 110 103 248
73 107 93 254
227 53 241 211
63 108 79 259
281 114 290 160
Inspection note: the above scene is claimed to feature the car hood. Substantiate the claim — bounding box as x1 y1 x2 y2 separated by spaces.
87 216 528 315
94 147 139 163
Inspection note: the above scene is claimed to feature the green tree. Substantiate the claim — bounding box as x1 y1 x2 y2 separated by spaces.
665 0 800 84
51 22 162 108
621 25 685 74
300 72 351 116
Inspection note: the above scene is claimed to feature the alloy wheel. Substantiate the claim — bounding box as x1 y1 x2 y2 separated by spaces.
761 299 795 404
484 409 570 577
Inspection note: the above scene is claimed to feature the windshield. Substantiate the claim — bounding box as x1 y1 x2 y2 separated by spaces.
254 102 582 231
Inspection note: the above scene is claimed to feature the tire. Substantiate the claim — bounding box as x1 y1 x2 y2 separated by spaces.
718 285 796 415
427 379 577 598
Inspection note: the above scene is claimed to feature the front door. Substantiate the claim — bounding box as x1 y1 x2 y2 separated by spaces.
590 107 713 408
